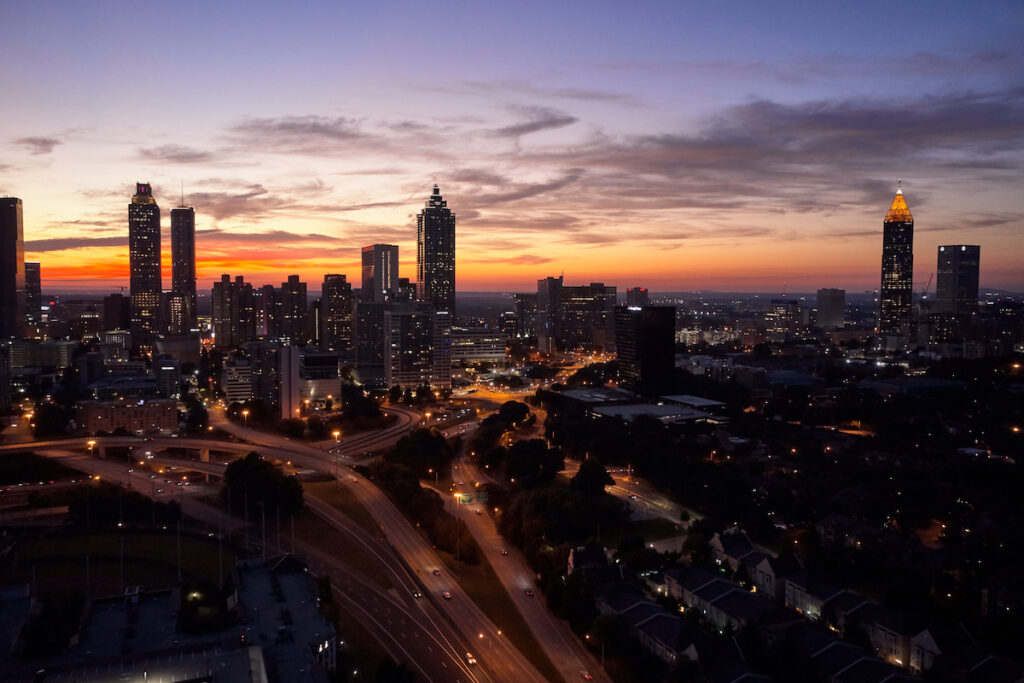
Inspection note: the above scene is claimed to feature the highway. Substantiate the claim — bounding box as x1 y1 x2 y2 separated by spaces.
452 458 611 683
209 407 547 683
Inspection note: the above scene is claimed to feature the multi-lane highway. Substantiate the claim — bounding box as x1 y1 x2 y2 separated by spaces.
452 458 610 683
209 407 547 683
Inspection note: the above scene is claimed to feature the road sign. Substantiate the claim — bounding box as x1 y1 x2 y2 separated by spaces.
456 494 473 504
476 492 488 502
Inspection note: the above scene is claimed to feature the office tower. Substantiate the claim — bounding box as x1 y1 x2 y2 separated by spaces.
170 205 197 330
536 276 563 353
211 274 256 348
626 287 649 308
513 293 538 339
416 185 456 314
165 292 189 335
154 354 181 399
257 284 276 336
103 293 131 331
25 262 41 324
878 181 914 336
615 306 675 390
278 275 308 344
560 282 617 351
128 183 162 342
397 277 416 303
0 198 26 340
816 288 846 330
320 274 353 353
361 244 399 302
936 245 980 315
354 301 386 385
384 304 451 389
765 299 802 343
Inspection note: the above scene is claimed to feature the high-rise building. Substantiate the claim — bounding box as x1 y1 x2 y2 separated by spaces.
416 185 456 314
128 183 162 343
626 287 649 308
765 299 803 343
361 244 399 303
615 306 675 391
560 282 617 351
878 182 914 336
816 288 846 330
278 275 309 345
320 274 353 353
212 274 256 348
103 292 131 331
536 276 563 353
170 205 197 331
0 198 26 340
353 301 386 385
936 245 980 316
513 293 538 339
25 261 41 325
384 304 451 389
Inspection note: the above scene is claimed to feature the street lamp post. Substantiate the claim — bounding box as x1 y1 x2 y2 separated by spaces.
241 409 249 428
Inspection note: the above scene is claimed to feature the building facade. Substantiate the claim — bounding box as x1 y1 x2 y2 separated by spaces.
361 244 399 303
416 185 456 314
816 288 846 330
170 205 197 331
615 306 675 390
128 183 162 343
936 245 980 316
878 183 914 337
384 304 451 389
212 274 256 348
626 287 650 308
24 261 41 325
320 274 353 353
0 197 26 340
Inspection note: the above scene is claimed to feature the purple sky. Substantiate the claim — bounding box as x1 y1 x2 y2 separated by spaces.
2 1 1023 293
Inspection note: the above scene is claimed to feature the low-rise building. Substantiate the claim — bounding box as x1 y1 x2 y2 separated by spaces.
77 398 178 435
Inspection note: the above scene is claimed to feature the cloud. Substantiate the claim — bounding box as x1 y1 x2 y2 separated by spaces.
26 235 127 252
458 80 639 105
138 144 215 163
471 253 554 266
16 136 61 155
492 106 578 138
467 169 585 206
229 115 368 154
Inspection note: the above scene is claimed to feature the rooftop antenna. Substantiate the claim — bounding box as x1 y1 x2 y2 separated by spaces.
897 178 903 194
180 180 185 208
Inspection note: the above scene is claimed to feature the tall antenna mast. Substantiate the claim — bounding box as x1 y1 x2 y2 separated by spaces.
180 180 185 207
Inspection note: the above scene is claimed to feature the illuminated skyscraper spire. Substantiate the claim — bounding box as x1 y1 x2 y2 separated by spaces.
877 180 914 336
416 184 456 314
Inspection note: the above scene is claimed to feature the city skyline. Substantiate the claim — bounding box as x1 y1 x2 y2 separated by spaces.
2 2 1023 294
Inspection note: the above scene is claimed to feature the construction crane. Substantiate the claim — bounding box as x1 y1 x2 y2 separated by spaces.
918 272 934 301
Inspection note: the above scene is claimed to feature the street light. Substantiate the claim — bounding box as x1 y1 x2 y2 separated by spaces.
241 409 249 428
332 430 341 442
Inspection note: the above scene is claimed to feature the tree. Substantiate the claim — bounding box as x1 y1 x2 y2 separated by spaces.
222 452 304 516
33 402 70 438
570 459 614 496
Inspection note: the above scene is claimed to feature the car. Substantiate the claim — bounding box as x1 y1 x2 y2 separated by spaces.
500 549 508 556
442 591 453 600
580 672 593 680
411 591 422 599
466 652 476 665
474 509 483 516
524 589 535 597
432 569 441 576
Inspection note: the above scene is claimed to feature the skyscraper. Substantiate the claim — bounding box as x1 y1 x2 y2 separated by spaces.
416 185 456 314
278 275 309 345
212 274 256 348
615 306 675 391
536 276 563 354
816 288 846 330
320 273 353 353
936 245 980 316
170 204 197 331
0 198 26 340
626 287 650 308
878 181 914 336
24 262 41 325
361 244 399 302
128 183 162 342
384 303 451 389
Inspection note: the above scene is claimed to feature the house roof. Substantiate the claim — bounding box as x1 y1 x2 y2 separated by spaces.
714 531 755 559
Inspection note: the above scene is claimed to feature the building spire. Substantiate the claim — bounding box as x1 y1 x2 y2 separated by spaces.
885 180 913 223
